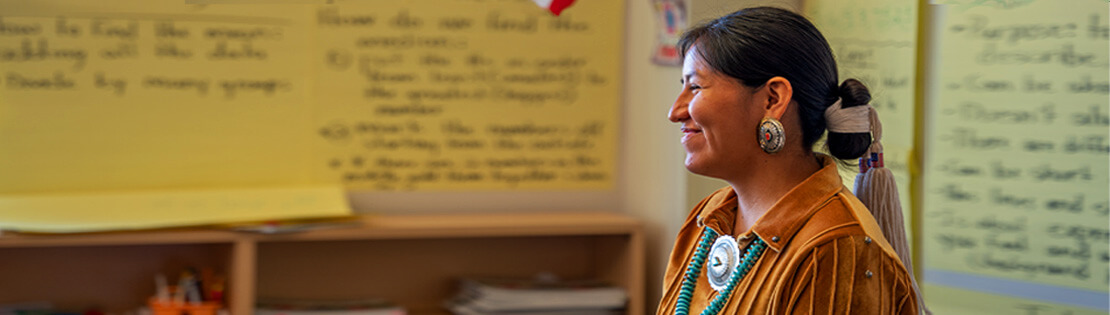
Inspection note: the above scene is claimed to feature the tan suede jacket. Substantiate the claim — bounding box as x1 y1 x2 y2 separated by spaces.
657 155 920 315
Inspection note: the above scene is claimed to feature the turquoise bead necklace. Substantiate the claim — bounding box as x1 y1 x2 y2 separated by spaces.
673 228 768 315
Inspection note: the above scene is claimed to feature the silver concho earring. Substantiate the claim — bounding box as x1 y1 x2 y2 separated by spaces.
758 117 785 154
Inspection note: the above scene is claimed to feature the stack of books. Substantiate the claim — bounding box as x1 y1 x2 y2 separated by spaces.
446 277 626 315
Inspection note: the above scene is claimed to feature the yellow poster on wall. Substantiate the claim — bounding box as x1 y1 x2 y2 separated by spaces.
0 0 621 194
311 0 622 190
922 0 1109 313
0 0 623 232
0 1 317 193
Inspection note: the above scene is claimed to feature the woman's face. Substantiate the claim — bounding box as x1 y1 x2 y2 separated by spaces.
668 47 763 179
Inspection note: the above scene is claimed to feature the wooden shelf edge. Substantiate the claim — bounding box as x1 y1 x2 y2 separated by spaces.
0 212 643 247
0 229 241 248
260 211 642 242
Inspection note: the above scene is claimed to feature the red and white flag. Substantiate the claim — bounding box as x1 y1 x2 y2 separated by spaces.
532 0 576 16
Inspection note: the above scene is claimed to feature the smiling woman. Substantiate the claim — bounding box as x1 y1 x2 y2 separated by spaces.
657 6 925 315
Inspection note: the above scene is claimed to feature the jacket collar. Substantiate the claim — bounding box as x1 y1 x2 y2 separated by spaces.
696 154 845 252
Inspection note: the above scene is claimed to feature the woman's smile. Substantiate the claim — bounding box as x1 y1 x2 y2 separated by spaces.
680 125 702 144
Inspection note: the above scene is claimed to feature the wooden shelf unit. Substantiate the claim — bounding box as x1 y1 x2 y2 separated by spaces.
0 212 645 315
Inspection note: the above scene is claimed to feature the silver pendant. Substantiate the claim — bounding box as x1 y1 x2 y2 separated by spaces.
706 235 740 292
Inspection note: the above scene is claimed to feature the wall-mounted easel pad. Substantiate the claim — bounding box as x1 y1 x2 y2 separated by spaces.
0 0 623 193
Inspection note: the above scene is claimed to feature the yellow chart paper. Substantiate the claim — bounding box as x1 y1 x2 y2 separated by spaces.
922 0 1109 311
1 0 623 194
0 1 318 193
0 186 351 233
0 1 623 231
311 0 622 190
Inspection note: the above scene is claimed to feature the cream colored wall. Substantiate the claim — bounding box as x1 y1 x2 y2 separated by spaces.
690 0 802 23
619 0 686 312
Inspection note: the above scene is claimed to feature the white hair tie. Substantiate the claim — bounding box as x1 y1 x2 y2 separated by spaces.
824 98 871 133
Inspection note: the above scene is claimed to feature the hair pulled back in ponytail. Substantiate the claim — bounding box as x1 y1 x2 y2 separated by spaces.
827 79 873 160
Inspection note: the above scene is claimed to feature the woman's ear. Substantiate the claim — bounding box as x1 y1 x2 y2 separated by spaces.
762 76 793 120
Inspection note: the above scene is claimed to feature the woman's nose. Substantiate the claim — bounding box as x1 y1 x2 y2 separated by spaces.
668 94 689 123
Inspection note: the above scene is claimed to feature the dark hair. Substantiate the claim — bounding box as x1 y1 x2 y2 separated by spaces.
678 6 871 159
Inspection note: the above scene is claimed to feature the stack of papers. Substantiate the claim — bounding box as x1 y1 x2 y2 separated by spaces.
446 277 626 315
256 298 405 315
